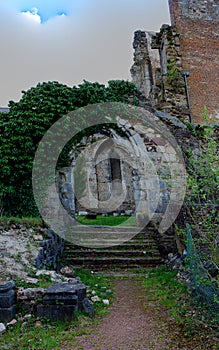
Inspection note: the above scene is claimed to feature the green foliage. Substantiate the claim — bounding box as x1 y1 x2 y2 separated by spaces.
72 80 108 107
0 81 76 216
141 267 215 339
166 57 182 89
0 216 45 229
0 80 139 217
142 266 188 319
184 225 219 326
185 111 219 264
106 80 139 104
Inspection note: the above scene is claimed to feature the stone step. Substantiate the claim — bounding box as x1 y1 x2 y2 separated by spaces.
63 257 162 268
63 249 160 258
64 237 158 248
64 226 155 242
61 226 163 269
64 241 158 249
66 225 140 233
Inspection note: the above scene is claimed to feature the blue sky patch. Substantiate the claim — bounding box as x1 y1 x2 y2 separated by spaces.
8 0 82 23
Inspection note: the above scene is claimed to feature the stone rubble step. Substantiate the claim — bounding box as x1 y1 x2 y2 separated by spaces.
63 249 160 258
65 225 139 232
63 257 162 267
61 226 162 269
64 237 157 246
64 242 158 250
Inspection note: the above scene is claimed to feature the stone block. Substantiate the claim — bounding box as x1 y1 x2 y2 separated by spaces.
37 304 77 321
43 294 78 306
0 281 15 293
82 298 95 317
0 290 15 308
0 306 15 323
43 283 87 303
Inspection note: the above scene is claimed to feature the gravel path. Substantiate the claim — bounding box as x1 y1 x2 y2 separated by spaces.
62 278 182 350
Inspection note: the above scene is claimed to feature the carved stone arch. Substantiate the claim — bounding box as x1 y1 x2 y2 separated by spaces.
57 106 187 257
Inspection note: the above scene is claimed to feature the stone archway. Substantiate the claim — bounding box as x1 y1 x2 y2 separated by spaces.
57 106 186 256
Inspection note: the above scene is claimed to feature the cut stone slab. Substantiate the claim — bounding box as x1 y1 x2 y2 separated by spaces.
37 304 77 322
37 282 88 321
43 293 78 305
43 282 86 303
0 281 15 293
0 306 15 323
0 289 15 308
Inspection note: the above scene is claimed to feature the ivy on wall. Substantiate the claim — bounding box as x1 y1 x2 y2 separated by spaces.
0 80 139 217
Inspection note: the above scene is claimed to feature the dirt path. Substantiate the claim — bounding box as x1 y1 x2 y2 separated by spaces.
61 278 185 350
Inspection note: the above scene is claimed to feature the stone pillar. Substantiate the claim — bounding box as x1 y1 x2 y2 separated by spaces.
86 159 99 210
0 280 15 323
96 159 111 204
130 30 154 98
58 167 75 216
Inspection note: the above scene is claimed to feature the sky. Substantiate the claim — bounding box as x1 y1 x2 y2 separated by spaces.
0 0 170 106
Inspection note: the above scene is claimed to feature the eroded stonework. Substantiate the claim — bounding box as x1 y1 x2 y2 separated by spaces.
131 0 219 122
172 0 219 22
57 107 187 254
131 26 188 121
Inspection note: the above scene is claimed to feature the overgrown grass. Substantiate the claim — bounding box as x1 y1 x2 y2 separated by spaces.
0 216 45 229
142 266 188 320
0 315 95 350
76 214 136 226
0 270 113 350
0 215 136 228
141 266 219 340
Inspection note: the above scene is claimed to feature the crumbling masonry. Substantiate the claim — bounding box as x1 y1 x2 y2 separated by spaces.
131 0 219 123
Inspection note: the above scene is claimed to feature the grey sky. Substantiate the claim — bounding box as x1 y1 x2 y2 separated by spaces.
0 0 170 106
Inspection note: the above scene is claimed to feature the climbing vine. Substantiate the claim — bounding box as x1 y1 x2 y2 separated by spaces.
185 110 219 264
0 80 139 217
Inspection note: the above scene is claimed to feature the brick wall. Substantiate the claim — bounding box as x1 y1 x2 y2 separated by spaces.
168 0 219 122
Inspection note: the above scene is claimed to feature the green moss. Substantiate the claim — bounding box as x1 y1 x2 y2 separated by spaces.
166 57 181 88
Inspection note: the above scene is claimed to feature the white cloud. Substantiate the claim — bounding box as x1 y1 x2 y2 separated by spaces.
21 7 41 24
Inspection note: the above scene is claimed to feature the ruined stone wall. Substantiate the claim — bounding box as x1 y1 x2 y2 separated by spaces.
168 0 219 122
150 25 188 118
130 31 155 99
131 27 189 120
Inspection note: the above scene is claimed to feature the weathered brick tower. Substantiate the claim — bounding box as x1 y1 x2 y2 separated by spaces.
168 0 219 121
131 0 219 123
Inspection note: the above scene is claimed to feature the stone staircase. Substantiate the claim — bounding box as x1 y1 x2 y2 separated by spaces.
61 226 163 269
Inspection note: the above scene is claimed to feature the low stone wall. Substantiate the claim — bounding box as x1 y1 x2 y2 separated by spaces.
35 229 65 270
17 278 94 321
